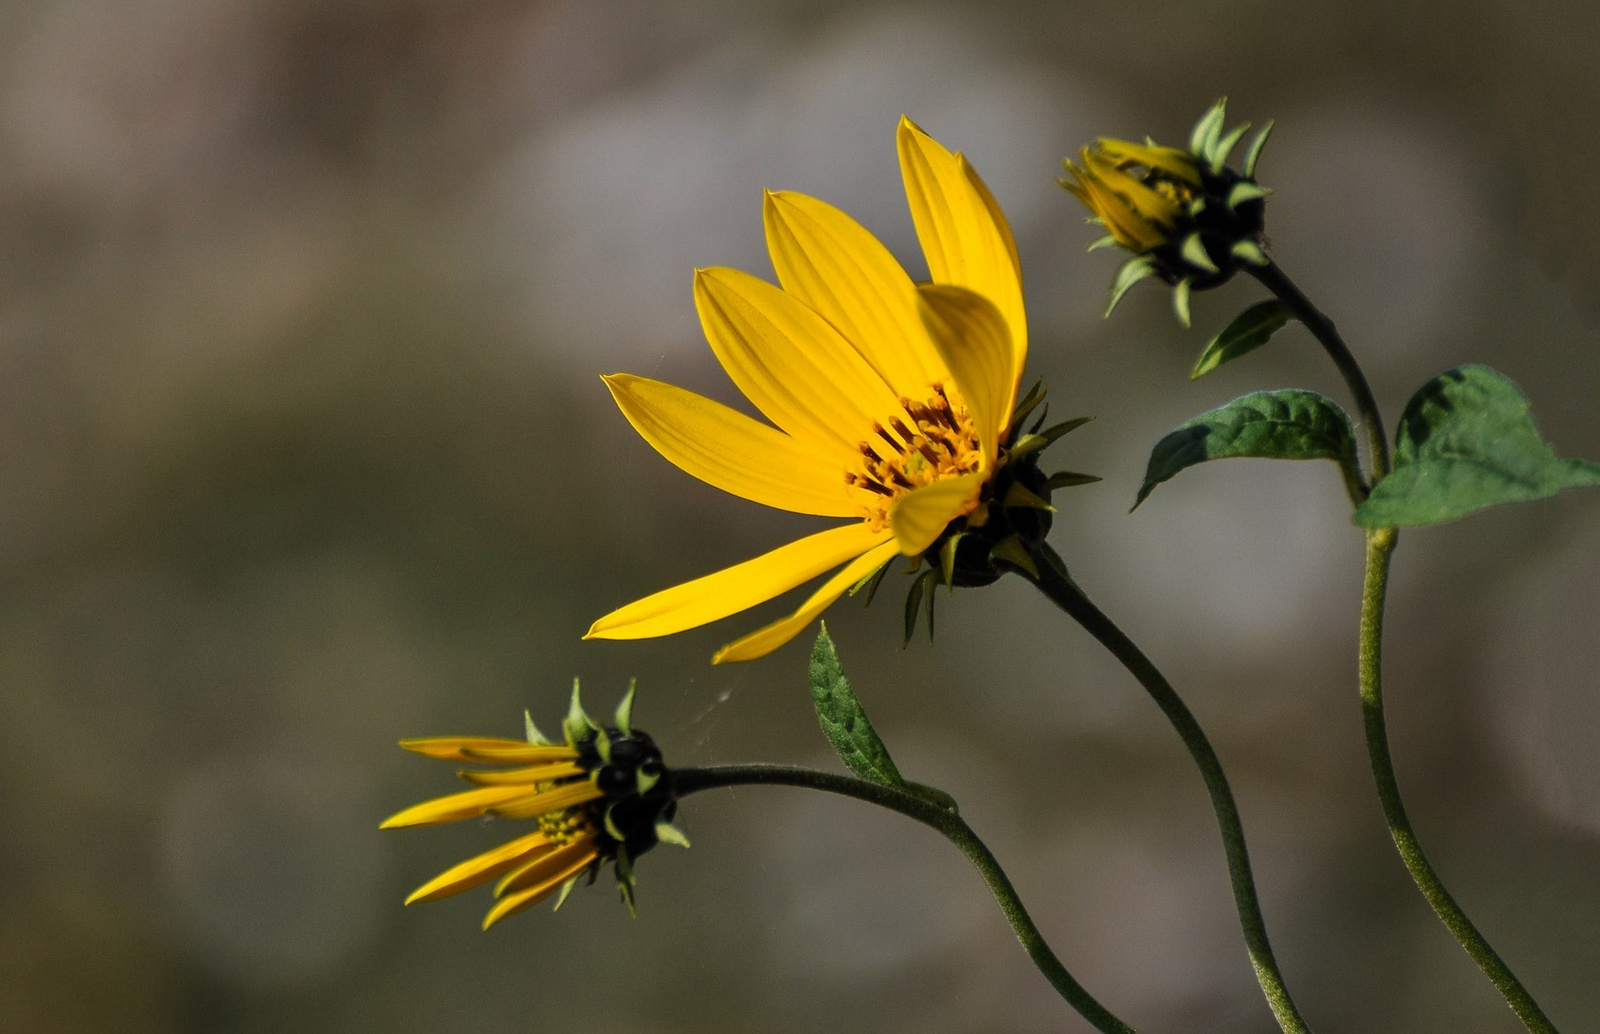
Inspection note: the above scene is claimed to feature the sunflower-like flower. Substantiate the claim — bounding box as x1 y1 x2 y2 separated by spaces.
1061 99 1274 324
381 682 686 928
587 117 1093 664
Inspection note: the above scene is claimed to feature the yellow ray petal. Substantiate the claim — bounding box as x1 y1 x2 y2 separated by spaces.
602 373 859 517
398 738 578 763
484 843 600 930
457 761 586 786
379 784 545 829
489 781 604 819
496 836 601 897
896 116 1027 365
1085 151 1181 228
1097 138 1201 185
762 190 947 394
888 471 984 557
694 266 907 454
586 522 893 641
404 830 552 905
917 284 1019 466
712 538 902 663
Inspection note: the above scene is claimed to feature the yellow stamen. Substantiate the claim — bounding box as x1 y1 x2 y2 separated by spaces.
849 379 983 532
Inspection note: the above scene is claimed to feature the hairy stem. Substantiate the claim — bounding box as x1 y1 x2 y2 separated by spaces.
675 763 1137 1034
1028 545 1311 1034
1358 530 1556 1031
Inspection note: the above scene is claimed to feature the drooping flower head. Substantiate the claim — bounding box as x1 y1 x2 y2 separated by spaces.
1061 99 1275 325
585 117 1095 663
380 682 686 928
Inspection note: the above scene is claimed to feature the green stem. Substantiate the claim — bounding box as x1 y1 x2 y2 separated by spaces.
1254 261 1556 1031
1359 529 1557 1032
1248 261 1390 482
1028 545 1311 1034
674 763 1138 1034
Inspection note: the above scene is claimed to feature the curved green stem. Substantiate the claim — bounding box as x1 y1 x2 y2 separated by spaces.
1359 530 1557 1032
1027 544 1311 1034
1248 261 1390 483
674 763 1138 1034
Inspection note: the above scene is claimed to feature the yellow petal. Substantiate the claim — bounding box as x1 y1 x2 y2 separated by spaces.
1096 138 1201 185
602 373 858 517
896 116 1027 366
495 837 601 897
1086 151 1181 228
888 472 984 557
483 842 600 930
398 738 577 764
403 830 551 905
917 284 1019 466
586 522 892 641
712 538 902 663
379 784 545 829
762 190 947 395
694 266 906 454
458 761 586 786
488 781 604 820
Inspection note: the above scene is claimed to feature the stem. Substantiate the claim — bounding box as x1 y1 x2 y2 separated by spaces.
675 763 1138 1034
1249 261 1391 482
1028 545 1311 1034
1359 529 1557 1032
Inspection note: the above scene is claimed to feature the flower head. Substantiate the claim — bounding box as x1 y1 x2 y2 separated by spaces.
1061 99 1275 325
586 118 1092 663
381 682 686 928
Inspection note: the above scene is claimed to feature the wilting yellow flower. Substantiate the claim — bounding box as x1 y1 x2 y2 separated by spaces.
381 686 684 929
586 117 1029 663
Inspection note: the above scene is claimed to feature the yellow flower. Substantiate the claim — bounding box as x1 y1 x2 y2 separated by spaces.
381 686 685 928
586 117 1030 663
1060 139 1203 250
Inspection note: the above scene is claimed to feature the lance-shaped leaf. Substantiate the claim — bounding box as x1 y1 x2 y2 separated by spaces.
1354 365 1600 527
1191 300 1296 379
1135 390 1360 509
808 625 905 789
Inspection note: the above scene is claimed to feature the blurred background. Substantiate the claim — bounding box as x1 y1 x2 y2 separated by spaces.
1 1 1597 1031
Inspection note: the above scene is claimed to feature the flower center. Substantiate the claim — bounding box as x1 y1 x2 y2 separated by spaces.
539 806 592 846
845 380 983 531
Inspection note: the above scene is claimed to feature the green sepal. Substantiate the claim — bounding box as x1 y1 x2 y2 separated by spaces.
1086 233 1120 252
613 678 637 737
1353 365 1600 527
636 767 660 796
593 726 613 765
1106 256 1158 317
1172 277 1193 328
852 560 890 609
1005 416 1093 463
1180 233 1219 274
1241 120 1274 179
524 710 552 746
988 535 1040 579
603 803 626 842
1210 121 1252 173
1190 299 1296 380
1043 471 1102 491
902 570 934 647
938 531 963 590
1227 181 1271 210
808 624 905 789
550 874 580 912
563 678 595 747
1135 389 1360 509
1009 378 1046 433
1230 239 1270 266
925 575 937 643
654 820 691 849
614 846 637 917
1189 98 1228 161
1187 196 1207 217
1003 482 1056 512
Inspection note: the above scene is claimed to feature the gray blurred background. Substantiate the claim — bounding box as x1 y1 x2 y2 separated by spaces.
1 2 1597 1031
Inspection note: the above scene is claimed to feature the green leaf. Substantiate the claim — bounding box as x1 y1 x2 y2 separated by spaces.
1135 390 1359 509
1354 365 1600 527
1190 300 1297 380
808 624 905 789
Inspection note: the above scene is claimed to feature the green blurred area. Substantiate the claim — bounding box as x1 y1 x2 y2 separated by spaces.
1 2 1597 1031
